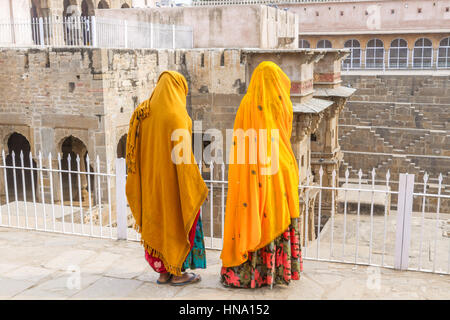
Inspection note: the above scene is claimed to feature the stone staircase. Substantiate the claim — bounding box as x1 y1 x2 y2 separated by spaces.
338 73 450 212
339 126 395 154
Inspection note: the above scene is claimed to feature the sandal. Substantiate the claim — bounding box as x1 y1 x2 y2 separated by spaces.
170 272 201 286
156 274 173 285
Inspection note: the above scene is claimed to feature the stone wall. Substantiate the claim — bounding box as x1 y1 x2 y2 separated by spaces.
283 0 450 34
340 72 450 212
95 5 299 49
0 46 350 237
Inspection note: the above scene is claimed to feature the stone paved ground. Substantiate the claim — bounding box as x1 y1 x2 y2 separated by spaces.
0 227 449 300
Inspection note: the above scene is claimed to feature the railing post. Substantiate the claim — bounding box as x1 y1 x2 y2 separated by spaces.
150 23 153 48
172 24 176 49
394 173 415 270
124 20 128 48
91 16 97 47
115 158 128 240
38 17 44 46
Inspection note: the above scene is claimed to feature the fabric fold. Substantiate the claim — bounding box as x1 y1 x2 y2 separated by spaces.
221 61 300 268
126 71 208 276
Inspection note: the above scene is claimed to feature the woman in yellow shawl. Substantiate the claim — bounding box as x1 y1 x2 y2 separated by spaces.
220 61 302 288
126 71 208 286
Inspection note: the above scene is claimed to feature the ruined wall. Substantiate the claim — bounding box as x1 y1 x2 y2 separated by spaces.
95 5 299 49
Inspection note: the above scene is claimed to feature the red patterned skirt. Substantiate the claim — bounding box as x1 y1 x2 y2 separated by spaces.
220 218 302 288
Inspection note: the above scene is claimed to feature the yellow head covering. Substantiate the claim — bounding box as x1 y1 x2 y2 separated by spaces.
220 61 300 267
126 71 208 275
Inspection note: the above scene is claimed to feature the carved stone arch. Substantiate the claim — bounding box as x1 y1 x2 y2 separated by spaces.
58 135 95 203
97 0 110 9
2 132 37 201
1 126 33 155
117 134 127 159
81 0 95 16
63 0 81 17
30 0 44 18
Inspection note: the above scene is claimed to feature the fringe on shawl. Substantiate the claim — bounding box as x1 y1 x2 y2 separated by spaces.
126 101 151 174
133 223 184 276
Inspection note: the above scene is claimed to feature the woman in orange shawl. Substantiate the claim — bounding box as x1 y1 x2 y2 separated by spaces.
126 71 208 286
220 61 302 288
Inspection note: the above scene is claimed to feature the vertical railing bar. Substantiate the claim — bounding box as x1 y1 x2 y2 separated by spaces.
38 152 47 231
32 18 36 45
57 153 65 233
62 16 65 46
86 155 93 236
342 169 349 260
317 166 323 259
304 174 310 257
76 156 84 235
12 152 20 228
382 170 390 267
355 169 362 264
432 174 443 273
67 16 71 46
29 152 37 230
48 153 56 231
369 168 375 264
96 156 103 238
55 16 60 46
199 161 203 222
57 16 61 46
92 16 97 47
70 17 75 46
20 151 28 229
418 173 428 271
85 16 89 46
46 17 50 46
82 17 86 46
330 169 336 259
115 158 128 240
68 154 75 234
106 159 113 239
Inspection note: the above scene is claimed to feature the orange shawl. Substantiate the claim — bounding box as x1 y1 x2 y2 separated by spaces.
125 71 208 276
220 61 300 267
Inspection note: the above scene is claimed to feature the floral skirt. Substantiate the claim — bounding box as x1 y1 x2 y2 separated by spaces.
220 218 302 288
145 212 207 274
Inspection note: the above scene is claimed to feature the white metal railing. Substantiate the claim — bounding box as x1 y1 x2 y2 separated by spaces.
0 16 193 49
191 0 379 5
342 48 450 70
0 153 448 275
0 150 116 239
181 161 449 275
